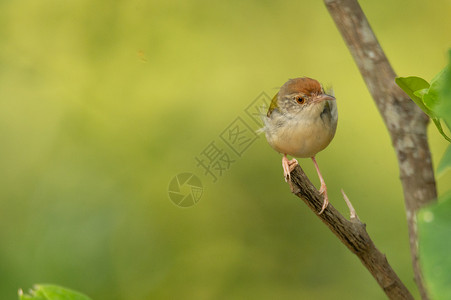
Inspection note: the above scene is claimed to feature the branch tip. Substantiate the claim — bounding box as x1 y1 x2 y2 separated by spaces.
341 189 358 220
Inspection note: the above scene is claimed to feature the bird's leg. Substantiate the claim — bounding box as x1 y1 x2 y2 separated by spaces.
282 154 298 182
311 156 329 214
282 154 290 182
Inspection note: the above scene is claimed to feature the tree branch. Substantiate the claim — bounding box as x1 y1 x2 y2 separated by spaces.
290 166 413 300
323 0 437 299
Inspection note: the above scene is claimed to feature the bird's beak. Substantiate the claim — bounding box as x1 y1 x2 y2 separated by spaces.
313 94 335 103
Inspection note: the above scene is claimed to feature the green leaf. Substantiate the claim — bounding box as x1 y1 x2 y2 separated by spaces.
431 68 446 85
437 144 451 176
438 49 451 129
413 88 429 99
424 72 445 112
429 68 450 140
432 118 451 142
418 192 451 300
19 285 92 300
395 76 433 116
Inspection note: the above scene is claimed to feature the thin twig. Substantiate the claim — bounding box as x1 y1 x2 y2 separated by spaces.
341 189 358 220
290 166 413 300
323 0 437 299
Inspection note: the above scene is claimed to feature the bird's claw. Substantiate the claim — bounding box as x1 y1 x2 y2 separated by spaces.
282 156 299 193
319 185 326 195
318 193 329 215
282 156 298 182
288 158 298 171
318 183 329 215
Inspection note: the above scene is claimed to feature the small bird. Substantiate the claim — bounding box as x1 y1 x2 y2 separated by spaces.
261 77 338 214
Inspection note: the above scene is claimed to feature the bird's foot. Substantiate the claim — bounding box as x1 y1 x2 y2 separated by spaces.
311 156 329 214
288 158 298 172
319 183 326 195
282 156 298 182
318 183 329 215
282 156 299 193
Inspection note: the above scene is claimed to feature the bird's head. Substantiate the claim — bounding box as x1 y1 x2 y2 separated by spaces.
268 77 335 118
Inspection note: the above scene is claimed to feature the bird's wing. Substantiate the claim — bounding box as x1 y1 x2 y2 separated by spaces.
267 92 279 117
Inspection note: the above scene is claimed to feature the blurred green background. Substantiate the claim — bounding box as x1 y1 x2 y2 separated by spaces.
1 0 450 299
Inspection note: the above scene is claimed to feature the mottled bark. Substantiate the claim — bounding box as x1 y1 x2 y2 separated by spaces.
321 0 437 299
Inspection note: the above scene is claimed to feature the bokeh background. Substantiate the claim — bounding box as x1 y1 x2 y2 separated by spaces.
1 0 450 299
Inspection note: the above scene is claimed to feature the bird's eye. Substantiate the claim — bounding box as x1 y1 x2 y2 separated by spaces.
296 97 305 104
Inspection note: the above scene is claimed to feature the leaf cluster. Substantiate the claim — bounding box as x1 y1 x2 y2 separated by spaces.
396 50 451 175
397 50 451 300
